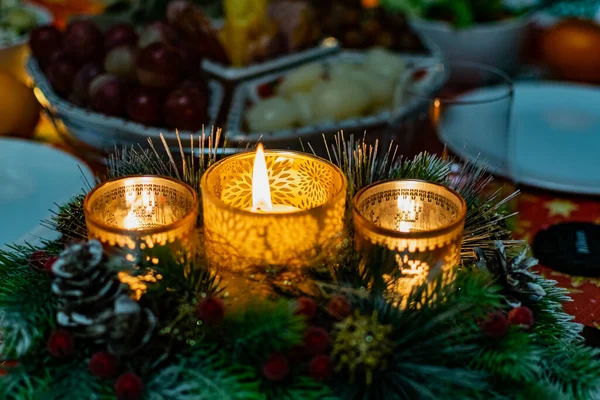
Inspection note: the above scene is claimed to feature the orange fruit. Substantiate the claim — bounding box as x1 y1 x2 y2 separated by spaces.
542 19 600 83
0 72 41 137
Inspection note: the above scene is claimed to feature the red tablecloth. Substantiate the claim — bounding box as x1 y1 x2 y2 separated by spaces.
515 191 600 327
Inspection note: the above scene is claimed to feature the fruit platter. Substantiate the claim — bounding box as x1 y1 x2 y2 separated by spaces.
227 47 446 144
27 17 223 153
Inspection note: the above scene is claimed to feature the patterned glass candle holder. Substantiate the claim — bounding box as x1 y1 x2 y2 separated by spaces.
353 179 467 296
200 147 347 277
83 176 198 253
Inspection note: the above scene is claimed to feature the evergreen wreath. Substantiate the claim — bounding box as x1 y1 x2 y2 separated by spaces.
1 131 599 400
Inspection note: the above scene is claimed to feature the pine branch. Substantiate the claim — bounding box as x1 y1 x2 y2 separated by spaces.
1 360 115 400
541 345 600 400
44 193 88 241
145 345 262 400
470 331 541 384
221 300 307 363
390 152 452 184
529 276 583 347
0 245 57 358
265 376 337 400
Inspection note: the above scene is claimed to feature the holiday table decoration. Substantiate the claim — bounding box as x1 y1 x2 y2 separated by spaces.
1 132 600 400
201 143 347 274
83 175 198 252
353 179 466 296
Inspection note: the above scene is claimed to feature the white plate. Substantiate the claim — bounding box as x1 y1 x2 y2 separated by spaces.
440 82 600 195
0 138 94 250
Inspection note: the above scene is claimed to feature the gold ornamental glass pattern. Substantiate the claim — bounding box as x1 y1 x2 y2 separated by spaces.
353 179 467 295
83 176 198 252
200 150 347 271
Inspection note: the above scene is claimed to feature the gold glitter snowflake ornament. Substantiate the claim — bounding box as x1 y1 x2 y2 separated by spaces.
331 310 394 385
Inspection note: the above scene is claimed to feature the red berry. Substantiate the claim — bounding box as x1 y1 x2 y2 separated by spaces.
63 20 104 64
0 361 19 377
29 25 63 63
257 83 273 98
295 297 317 320
104 24 138 51
327 295 352 320
196 296 225 325
47 331 75 358
508 307 534 329
309 355 333 381
44 256 58 273
262 353 289 382
126 86 163 126
304 326 330 355
482 311 509 338
115 372 144 400
28 250 49 271
89 352 119 378
163 87 208 131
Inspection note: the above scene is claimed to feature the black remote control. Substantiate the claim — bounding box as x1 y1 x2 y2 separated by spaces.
533 222 600 277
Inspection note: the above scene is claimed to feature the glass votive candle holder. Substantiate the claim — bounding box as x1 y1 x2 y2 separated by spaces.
353 179 467 297
83 176 199 254
200 149 347 276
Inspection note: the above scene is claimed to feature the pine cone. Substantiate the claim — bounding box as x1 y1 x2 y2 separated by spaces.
52 240 156 354
474 241 545 307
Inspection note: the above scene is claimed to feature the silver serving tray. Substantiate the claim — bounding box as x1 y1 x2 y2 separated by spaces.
226 49 447 144
201 37 340 81
27 57 224 153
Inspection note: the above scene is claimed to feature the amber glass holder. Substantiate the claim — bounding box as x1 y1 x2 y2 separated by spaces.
83 176 198 253
353 179 467 296
200 150 347 275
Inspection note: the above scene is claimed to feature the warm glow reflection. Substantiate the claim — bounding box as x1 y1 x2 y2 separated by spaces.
252 144 273 212
123 181 156 230
397 197 417 233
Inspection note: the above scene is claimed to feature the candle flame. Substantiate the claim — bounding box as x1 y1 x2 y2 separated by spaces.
252 143 273 212
123 181 156 229
397 196 417 233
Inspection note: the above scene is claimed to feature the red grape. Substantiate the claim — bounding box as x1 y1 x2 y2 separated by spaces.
46 59 78 95
126 86 163 126
72 63 104 105
29 25 63 63
163 87 208 131
104 46 137 81
138 21 178 49
89 74 126 117
63 20 104 64
178 79 208 94
104 24 138 51
167 1 192 23
136 43 183 89
175 41 202 78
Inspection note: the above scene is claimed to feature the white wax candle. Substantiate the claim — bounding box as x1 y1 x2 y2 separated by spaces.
246 204 302 213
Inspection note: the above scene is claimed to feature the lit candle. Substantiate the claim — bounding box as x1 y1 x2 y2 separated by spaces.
200 146 347 274
83 176 198 251
247 144 302 214
353 179 467 297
